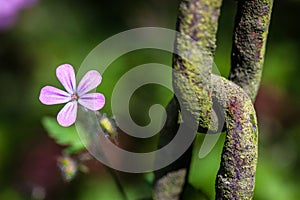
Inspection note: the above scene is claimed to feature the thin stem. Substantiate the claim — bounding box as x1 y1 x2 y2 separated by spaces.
76 108 128 200
104 166 129 200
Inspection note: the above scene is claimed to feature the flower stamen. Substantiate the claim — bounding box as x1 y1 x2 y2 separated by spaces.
71 93 78 101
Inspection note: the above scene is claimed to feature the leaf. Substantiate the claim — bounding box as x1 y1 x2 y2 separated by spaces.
42 117 85 154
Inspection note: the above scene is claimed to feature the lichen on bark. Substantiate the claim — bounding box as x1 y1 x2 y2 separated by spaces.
154 0 223 198
154 76 259 199
211 75 258 199
154 0 273 199
229 0 274 100
173 0 223 130
154 169 187 200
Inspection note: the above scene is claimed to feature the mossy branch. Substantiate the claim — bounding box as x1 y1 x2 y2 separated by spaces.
173 0 222 130
154 169 187 200
154 1 222 198
154 76 259 199
154 0 273 199
229 0 274 100
212 75 258 199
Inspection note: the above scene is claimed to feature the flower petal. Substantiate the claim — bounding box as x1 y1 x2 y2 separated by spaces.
56 64 76 94
57 101 78 127
78 93 105 111
77 70 102 96
39 86 71 105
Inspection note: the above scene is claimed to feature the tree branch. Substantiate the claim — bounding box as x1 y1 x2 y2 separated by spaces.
154 0 222 199
229 0 274 100
153 0 274 199
173 0 223 130
212 75 258 199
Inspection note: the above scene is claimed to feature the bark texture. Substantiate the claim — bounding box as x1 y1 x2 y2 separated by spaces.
230 0 274 100
154 0 273 199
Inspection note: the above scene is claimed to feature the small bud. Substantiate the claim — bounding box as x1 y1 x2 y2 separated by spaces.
97 113 118 143
57 156 78 182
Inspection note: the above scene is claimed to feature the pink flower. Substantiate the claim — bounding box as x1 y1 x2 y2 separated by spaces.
0 0 37 30
39 64 105 127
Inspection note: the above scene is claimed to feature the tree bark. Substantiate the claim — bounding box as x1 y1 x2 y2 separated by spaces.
153 0 273 199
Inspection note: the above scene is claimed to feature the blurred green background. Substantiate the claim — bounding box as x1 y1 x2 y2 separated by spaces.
0 0 300 199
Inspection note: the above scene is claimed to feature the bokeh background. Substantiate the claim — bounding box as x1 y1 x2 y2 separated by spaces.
0 0 300 199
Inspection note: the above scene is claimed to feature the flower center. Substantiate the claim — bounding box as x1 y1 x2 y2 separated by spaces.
71 93 78 101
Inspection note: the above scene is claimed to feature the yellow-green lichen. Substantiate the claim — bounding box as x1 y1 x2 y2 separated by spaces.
153 169 187 200
229 0 274 101
154 0 273 199
211 75 258 200
173 0 222 130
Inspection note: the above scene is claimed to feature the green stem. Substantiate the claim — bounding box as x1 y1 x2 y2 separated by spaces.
229 0 274 100
105 166 129 200
76 109 128 200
